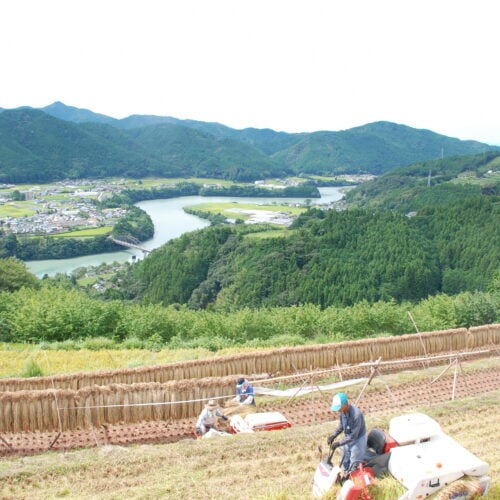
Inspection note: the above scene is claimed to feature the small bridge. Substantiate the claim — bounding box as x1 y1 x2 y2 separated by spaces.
109 235 150 254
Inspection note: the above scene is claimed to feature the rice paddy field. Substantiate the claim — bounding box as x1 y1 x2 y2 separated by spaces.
0 390 497 499
128 177 235 188
0 344 260 378
0 328 498 498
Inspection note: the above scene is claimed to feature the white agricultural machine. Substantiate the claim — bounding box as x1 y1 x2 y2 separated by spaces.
312 413 491 500
200 410 292 438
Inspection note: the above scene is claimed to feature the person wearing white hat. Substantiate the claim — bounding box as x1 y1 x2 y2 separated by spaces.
195 399 228 436
327 392 367 475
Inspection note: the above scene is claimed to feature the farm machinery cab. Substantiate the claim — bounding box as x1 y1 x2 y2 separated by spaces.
313 413 491 500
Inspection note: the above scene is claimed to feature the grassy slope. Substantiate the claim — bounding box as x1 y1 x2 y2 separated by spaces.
0 391 497 499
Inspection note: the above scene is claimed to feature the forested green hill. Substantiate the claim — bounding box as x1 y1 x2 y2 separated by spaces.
125 123 287 181
0 109 164 182
121 194 498 309
271 122 496 175
42 101 117 125
345 151 500 210
0 109 286 183
1 103 497 183
120 151 498 311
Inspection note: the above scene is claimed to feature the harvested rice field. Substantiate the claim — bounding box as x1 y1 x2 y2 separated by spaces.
0 333 498 499
0 380 498 499
1 357 498 458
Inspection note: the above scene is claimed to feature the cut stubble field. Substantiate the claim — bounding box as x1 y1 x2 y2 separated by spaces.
0 358 498 499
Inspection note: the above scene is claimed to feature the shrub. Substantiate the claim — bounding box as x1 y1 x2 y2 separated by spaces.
21 359 44 378
50 339 83 350
121 336 147 349
82 337 118 351
245 334 307 348
453 291 499 328
145 333 164 351
168 335 234 352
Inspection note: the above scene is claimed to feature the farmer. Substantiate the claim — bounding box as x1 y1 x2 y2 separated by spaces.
195 399 228 436
327 392 367 475
234 377 256 405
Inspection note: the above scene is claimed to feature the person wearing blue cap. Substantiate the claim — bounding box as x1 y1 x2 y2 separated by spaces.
327 392 367 475
234 377 255 405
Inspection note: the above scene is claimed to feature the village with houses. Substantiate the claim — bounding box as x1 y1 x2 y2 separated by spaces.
0 179 133 235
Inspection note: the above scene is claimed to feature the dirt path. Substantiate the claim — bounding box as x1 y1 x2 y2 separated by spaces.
1 363 498 458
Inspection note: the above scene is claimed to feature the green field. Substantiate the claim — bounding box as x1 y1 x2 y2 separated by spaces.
0 202 36 217
244 228 295 239
450 170 500 186
49 226 112 238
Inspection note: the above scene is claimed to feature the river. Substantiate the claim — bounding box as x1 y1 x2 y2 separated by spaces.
26 187 347 277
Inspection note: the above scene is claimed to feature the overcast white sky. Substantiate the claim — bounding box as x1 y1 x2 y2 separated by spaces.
1 0 499 144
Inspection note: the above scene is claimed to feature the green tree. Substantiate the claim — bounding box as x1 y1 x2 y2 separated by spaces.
453 291 499 328
0 257 39 292
0 234 18 257
10 190 25 201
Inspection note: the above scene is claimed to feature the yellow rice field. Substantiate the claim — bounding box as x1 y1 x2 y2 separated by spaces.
0 345 261 378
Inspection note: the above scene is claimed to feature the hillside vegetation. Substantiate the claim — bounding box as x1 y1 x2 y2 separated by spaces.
1 103 498 183
0 276 497 350
0 109 284 183
96 149 497 311
345 150 500 210
119 195 498 309
271 121 496 176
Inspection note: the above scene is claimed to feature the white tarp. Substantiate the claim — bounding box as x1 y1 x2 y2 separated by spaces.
253 378 367 397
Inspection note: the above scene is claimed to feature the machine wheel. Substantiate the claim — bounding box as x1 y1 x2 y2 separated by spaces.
367 428 386 455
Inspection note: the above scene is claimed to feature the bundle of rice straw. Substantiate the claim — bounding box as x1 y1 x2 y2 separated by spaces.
434 477 482 499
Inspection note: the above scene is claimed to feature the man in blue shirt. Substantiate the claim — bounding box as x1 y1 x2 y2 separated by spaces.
327 392 367 475
234 377 256 405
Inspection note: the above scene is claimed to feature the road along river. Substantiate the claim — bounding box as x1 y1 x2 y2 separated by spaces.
26 187 346 277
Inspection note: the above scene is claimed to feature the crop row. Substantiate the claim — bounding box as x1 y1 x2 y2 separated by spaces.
0 324 498 433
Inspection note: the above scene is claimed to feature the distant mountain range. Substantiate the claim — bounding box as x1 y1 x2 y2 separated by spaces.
0 101 497 183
